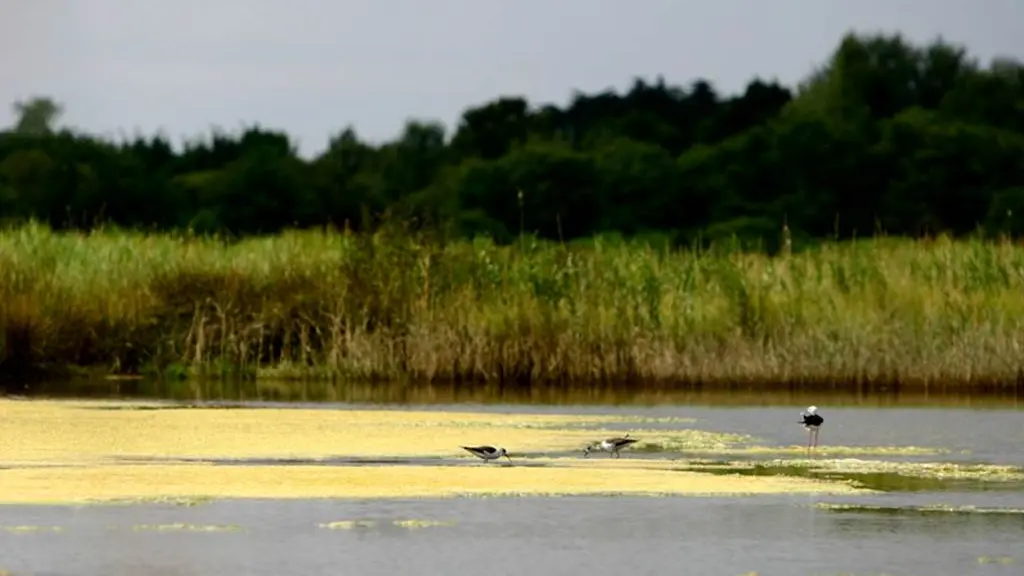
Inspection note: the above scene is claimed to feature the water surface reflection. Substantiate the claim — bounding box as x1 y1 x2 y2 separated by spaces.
15 377 1024 409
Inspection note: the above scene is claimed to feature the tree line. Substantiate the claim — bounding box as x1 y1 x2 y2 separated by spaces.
2 31 1023 248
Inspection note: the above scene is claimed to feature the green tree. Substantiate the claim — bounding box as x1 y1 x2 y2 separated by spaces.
11 97 64 136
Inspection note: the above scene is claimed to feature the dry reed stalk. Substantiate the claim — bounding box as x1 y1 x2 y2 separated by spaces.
2 221 1024 390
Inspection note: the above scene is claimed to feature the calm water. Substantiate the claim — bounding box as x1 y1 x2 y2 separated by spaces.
2 380 1023 576
2 496 1023 576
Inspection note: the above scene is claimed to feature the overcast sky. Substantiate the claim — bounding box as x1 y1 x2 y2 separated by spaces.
2 0 1022 157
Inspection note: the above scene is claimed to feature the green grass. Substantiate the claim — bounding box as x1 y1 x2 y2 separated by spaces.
3 220 1024 389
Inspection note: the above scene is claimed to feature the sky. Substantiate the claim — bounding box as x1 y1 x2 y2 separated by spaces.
2 0 1023 158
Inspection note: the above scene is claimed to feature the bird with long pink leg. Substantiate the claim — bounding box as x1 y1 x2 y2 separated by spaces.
798 405 824 455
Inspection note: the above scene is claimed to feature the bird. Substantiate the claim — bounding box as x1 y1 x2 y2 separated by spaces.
798 405 824 453
583 434 639 458
461 445 513 463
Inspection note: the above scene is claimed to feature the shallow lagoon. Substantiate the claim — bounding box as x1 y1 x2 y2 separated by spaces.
1 385 1022 575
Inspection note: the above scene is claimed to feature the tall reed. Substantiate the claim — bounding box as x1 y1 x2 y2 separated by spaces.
3 221 1024 389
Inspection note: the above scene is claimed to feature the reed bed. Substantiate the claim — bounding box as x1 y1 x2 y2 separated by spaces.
3 221 1024 389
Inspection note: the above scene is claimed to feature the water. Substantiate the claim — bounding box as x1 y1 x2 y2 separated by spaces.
2 381 1023 576
3 497 1022 576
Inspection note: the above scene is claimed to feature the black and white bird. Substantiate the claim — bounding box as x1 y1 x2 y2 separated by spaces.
583 434 639 458
461 445 513 463
798 406 824 451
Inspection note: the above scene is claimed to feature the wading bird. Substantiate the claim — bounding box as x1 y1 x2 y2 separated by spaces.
798 406 824 453
583 434 639 458
461 445 513 463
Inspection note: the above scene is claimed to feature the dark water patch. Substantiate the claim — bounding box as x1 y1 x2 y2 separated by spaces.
813 502 1024 542
83 402 255 411
108 454 548 468
13 376 1024 409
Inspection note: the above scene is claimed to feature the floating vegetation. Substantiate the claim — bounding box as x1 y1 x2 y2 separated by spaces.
978 556 1016 565
815 503 1024 515
624 434 945 459
318 520 376 530
702 445 948 457
0 461 869 504
0 525 64 533
392 519 456 529
678 459 1024 493
83 495 216 507
632 430 756 453
794 459 1024 482
0 400 692 465
1 399 1014 505
131 523 243 532
595 416 698 425
318 519 456 530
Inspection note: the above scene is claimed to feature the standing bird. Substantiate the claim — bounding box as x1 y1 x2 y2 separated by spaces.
583 434 639 458
461 445 513 463
798 406 824 453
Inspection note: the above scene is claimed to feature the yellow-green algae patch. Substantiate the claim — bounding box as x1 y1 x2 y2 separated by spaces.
0 399 694 465
0 462 869 505
978 556 1016 565
628 430 756 453
815 502 1024 515
771 459 1024 481
392 519 456 529
596 416 697 425
676 457 1024 493
0 525 64 533
92 495 216 507
660 444 946 457
318 520 376 530
131 523 242 532
611 431 945 458
318 519 456 530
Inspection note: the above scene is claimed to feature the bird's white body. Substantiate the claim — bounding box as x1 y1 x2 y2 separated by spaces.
584 434 638 458
798 405 823 451
461 445 512 463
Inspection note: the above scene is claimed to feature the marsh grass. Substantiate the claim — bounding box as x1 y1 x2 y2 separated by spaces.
4 221 1024 389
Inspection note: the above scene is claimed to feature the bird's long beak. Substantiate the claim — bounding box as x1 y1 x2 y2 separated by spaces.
505 454 513 463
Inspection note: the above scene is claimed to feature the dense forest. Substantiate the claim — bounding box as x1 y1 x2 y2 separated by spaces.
2 32 1024 248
